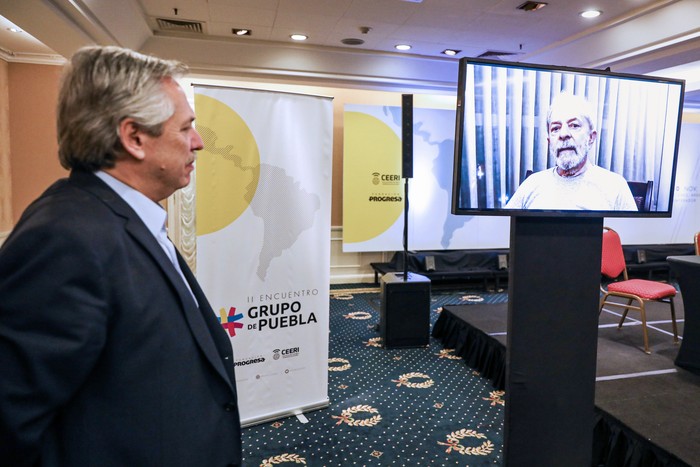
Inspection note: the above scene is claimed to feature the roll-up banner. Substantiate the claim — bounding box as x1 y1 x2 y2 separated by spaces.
193 85 333 425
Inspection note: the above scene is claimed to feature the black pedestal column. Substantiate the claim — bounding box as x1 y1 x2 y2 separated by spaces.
504 217 602 466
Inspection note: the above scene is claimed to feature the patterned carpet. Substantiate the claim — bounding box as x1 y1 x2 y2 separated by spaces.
241 286 508 466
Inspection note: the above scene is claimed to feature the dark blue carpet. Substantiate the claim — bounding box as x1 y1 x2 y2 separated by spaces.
241 287 507 466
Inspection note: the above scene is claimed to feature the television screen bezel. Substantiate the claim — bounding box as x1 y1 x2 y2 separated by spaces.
451 57 686 218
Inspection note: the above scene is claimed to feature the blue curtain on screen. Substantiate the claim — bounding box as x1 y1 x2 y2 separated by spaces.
461 66 676 209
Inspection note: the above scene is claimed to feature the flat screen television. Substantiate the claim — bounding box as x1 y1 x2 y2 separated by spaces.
451 57 685 218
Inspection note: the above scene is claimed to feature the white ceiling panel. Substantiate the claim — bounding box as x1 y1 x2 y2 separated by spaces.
0 0 699 104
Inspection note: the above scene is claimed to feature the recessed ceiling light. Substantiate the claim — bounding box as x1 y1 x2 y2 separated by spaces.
290 34 308 41
395 44 412 51
232 28 251 36
580 9 602 19
442 49 461 56
7 27 22 33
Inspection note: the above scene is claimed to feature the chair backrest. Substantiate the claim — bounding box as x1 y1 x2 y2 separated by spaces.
627 180 653 211
601 227 628 279
695 232 700 255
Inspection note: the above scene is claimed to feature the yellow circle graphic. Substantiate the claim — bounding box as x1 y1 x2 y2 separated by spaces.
343 111 403 243
194 93 261 235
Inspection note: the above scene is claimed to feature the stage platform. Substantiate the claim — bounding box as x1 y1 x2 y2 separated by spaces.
432 296 700 466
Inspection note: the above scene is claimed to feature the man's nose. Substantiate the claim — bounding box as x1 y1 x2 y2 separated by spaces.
192 129 204 151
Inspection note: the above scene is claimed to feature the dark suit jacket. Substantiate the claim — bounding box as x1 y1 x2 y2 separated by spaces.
0 171 242 467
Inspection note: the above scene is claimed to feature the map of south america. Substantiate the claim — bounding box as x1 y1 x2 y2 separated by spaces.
250 164 319 280
196 123 319 280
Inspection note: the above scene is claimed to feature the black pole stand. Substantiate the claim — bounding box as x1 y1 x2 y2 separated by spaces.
402 177 409 281
378 93 431 349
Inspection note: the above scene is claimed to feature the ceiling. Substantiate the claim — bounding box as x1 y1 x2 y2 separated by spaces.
1 0 700 103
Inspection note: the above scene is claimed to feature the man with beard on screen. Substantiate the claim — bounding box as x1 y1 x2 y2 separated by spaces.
505 92 638 211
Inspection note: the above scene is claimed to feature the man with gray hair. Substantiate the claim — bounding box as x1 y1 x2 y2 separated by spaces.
0 46 242 466
505 92 637 211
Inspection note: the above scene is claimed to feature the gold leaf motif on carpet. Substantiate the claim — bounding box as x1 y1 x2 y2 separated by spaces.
436 349 462 360
343 311 372 320
328 357 351 371
363 337 382 347
483 390 506 406
460 294 484 302
391 372 435 388
330 293 354 300
260 452 307 465
438 429 495 456
331 405 382 427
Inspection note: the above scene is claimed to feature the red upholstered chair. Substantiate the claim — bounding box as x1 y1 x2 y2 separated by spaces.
599 226 679 354
694 232 699 255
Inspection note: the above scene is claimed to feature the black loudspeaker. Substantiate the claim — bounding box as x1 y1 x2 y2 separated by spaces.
401 94 413 179
380 272 430 348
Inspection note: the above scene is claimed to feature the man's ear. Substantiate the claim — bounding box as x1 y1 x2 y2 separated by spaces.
589 129 598 146
118 118 147 161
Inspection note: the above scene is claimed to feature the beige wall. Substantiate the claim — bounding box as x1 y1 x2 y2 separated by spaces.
2 61 453 229
0 59 11 235
0 62 451 281
7 63 67 225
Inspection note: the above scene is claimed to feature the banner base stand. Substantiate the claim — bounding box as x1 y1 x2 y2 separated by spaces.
241 399 330 428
